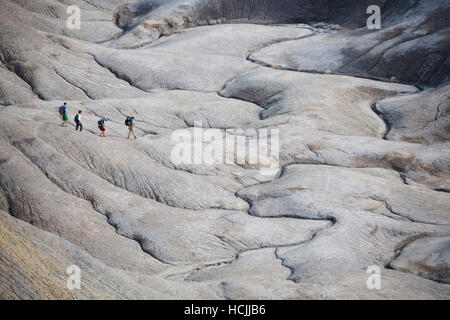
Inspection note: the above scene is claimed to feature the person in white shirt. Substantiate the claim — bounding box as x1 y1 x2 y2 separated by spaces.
75 110 83 132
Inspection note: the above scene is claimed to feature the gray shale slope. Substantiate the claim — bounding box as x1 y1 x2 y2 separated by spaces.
0 0 449 299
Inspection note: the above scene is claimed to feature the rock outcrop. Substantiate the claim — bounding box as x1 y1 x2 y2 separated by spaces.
0 0 449 299
113 0 450 86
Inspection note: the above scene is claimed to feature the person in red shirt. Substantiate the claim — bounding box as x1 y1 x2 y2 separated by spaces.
98 118 108 137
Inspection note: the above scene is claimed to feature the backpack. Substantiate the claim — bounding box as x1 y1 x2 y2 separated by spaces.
74 114 79 122
59 106 65 115
125 117 131 127
98 118 105 126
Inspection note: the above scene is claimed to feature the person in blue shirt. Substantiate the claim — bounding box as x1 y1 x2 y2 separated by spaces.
59 102 68 127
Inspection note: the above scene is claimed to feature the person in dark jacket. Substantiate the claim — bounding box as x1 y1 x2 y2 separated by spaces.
74 110 83 132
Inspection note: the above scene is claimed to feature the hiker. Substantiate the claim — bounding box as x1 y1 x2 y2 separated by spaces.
125 116 137 139
74 110 83 132
59 102 69 127
98 117 107 137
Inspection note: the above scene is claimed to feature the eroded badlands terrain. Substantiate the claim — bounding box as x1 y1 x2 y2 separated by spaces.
0 0 449 299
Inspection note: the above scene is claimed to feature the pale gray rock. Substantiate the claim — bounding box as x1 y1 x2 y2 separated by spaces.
220 67 418 127
0 0 449 300
0 2 148 102
0 66 39 105
403 143 450 192
3 0 124 43
248 0 450 86
0 136 167 275
238 165 450 298
239 165 450 225
390 236 450 284
0 210 224 299
0 109 329 266
220 67 450 191
60 24 312 92
375 85 450 144
184 248 323 300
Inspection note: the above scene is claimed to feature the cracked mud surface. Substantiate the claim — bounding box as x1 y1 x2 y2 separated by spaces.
0 0 449 299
